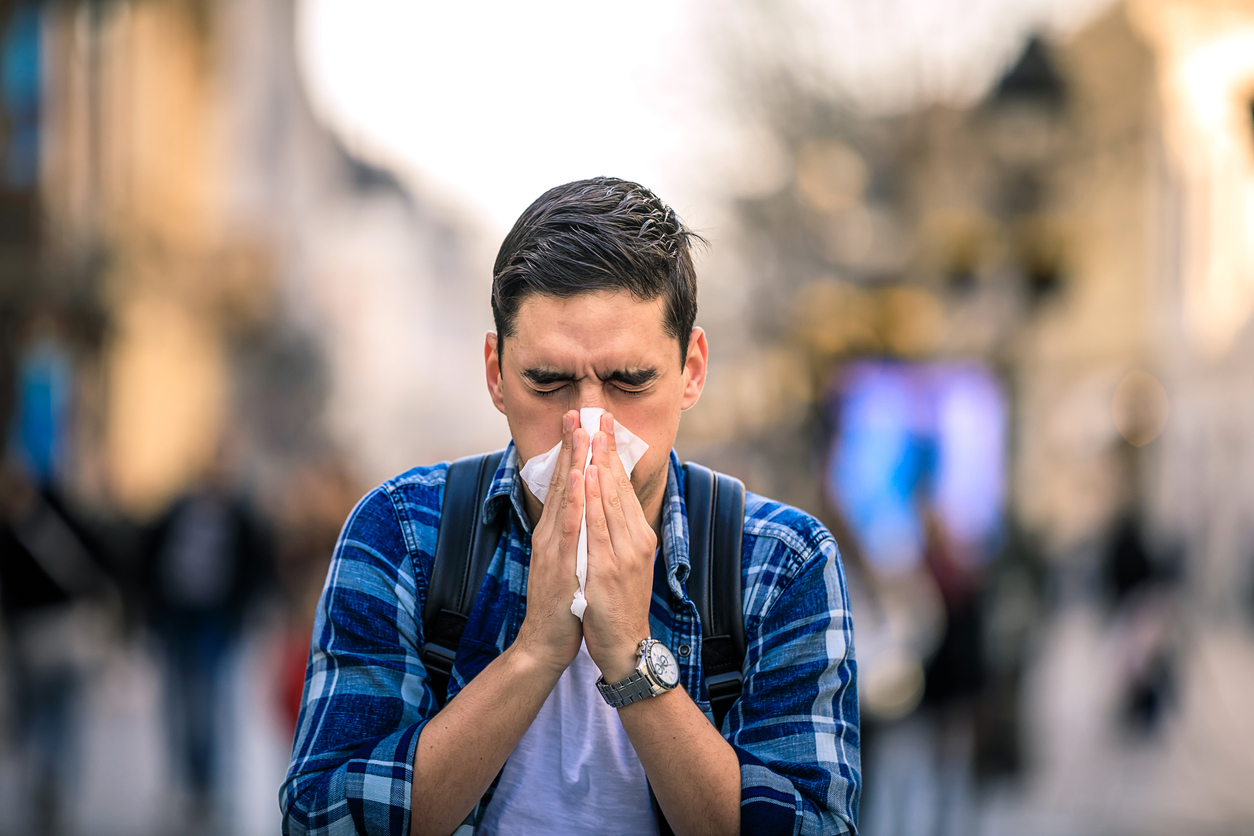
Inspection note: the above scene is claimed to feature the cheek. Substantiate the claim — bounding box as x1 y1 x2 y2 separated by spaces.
613 394 680 442
616 406 681 483
503 387 568 462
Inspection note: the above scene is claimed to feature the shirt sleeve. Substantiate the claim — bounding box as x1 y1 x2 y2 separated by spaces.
280 486 443 836
728 526 861 835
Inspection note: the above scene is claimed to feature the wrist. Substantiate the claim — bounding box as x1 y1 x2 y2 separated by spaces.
596 637 681 709
598 645 641 684
504 631 571 683
595 629 651 683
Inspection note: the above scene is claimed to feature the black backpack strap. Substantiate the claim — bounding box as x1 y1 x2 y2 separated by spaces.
682 462 746 731
421 450 505 708
654 463 746 835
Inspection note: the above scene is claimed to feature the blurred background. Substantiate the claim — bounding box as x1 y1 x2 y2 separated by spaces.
1 0 1253 834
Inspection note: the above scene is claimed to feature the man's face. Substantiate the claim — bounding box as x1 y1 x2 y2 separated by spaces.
485 290 707 529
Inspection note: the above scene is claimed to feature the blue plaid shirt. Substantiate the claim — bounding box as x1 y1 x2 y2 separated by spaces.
281 446 860 835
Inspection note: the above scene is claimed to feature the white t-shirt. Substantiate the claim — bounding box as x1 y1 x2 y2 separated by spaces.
478 641 658 835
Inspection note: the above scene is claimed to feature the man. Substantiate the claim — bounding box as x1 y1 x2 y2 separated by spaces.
281 177 860 835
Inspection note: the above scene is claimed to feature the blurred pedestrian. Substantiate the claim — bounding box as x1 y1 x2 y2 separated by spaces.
0 461 121 834
0 310 124 834
917 505 985 836
142 442 273 828
1100 443 1179 737
271 453 359 734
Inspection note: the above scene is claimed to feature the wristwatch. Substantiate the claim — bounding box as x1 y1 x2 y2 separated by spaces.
596 638 680 708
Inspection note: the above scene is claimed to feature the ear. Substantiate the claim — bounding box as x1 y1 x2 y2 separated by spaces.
680 327 708 411
485 332 506 415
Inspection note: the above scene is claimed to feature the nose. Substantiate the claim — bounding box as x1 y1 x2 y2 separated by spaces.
575 379 606 412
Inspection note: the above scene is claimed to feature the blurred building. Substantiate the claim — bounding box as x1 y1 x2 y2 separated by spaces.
1131 0 1254 624
2 3 508 832
686 0 1254 602
679 0 1254 829
6 0 503 520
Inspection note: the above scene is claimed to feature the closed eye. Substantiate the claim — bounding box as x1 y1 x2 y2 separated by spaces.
602 369 658 388
522 368 574 395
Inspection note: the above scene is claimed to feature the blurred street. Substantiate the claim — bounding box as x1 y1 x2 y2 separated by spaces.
0 616 291 836
864 605 1254 836
2 600 1253 835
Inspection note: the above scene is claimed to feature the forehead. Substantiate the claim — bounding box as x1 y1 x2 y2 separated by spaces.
507 291 675 366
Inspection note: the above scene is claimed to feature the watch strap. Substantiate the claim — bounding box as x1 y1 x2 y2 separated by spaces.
596 670 655 708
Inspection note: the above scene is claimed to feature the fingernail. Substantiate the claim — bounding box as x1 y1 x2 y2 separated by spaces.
599 433 608 451
563 413 574 434
588 466 598 484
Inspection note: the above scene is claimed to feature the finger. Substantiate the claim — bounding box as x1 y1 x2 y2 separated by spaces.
590 432 632 555
536 412 580 538
572 426 589 480
600 464 636 559
598 414 650 536
545 410 579 502
583 464 613 559
561 465 586 553
557 428 588 516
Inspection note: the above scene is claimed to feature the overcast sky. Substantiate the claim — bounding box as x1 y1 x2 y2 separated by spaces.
296 0 1114 236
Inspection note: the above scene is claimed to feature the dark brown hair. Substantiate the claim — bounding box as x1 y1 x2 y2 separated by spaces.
491 177 703 364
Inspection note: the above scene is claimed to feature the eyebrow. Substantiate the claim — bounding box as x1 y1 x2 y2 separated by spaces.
522 367 659 387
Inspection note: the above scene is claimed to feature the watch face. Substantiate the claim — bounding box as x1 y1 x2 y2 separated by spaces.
646 641 680 688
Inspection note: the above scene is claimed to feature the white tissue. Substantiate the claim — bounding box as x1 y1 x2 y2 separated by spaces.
519 407 649 619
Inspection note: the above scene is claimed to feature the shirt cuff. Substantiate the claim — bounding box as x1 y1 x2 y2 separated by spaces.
733 743 856 836
283 720 424 836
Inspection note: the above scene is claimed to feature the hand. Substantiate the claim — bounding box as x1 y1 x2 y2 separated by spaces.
513 410 587 675
582 412 658 683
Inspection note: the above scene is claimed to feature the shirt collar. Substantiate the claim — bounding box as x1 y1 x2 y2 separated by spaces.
482 443 527 530
485 444 692 591
659 450 691 592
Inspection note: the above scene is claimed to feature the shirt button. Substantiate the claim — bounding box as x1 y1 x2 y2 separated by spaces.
678 644 691 657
